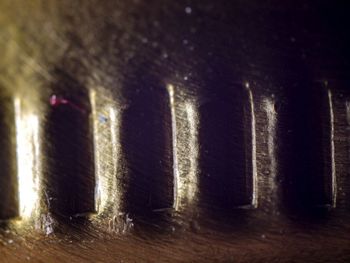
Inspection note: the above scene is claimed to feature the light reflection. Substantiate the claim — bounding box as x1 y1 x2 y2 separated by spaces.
327 89 336 208
263 97 278 209
14 98 41 220
245 83 258 208
90 89 121 216
182 102 199 207
90 90 100 211
167 84 199 212
167 84 180 210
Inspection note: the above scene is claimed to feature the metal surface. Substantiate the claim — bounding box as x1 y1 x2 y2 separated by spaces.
0 1 350 262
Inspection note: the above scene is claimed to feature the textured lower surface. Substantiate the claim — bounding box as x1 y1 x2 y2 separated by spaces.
1 214 350 263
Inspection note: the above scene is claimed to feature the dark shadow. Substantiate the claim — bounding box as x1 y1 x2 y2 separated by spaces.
121 70 174 223
44 68 95 218
0 92 18 220
198 78 255 222
277 80 333 219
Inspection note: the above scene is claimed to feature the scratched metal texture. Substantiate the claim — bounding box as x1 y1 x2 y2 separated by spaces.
0 0 350 262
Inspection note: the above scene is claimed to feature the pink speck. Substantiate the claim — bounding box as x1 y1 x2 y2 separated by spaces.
50 95 68 106
50 94 86 114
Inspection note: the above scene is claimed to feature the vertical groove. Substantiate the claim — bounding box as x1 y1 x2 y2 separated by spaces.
45 78 95 217
328 89 337 208
199 83 255 211
122 81 174 215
